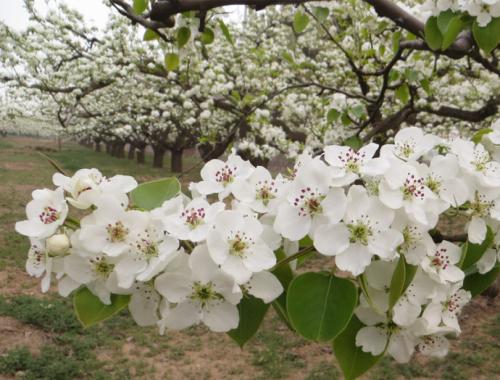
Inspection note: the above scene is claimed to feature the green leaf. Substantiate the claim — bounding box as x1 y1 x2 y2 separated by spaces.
228 295 269 347
343 135 363 150
341 112 352 126
271 249 294 330
396 83 410 104
350 105 366 119
441 16 465 50
460 226 494 269
392 31 401 53
143 29 160 41
282 51 295 64
327 108 340 123
437 10 455 34
293 11 309 33
472 18 500 54
463 266 500 297
200 27 215 44
388 256 406 309
424 16 443 51
420 78 432 95
73 287 130 328
177 27 191 48
133 0 148 14
287 272 357 342
402 262 418 294
164 53 180 71
333 315 383 380
130 177 181 210
313 6 329 22
218 19 234 45
472 128 493 144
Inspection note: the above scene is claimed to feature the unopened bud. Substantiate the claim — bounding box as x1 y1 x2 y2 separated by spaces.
46 234 70 256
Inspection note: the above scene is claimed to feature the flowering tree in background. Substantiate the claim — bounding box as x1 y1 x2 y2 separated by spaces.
3 0 500 378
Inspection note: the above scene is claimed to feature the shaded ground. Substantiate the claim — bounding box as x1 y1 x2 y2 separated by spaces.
0 136 498 380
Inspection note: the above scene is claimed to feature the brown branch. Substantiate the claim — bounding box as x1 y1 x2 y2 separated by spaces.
416 97 499 122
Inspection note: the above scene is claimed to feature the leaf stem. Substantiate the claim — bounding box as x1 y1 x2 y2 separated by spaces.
272 246 315 270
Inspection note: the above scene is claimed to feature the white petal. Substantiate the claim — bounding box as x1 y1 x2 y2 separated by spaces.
335 244 372 276
313 223 350 256
154 273 192 303
468 216 487 244
202 301 239 332
247 271 283 303
356 326 388 355
162 302 200 330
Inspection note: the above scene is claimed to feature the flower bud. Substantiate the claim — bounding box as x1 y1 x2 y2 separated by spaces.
46 234 70 256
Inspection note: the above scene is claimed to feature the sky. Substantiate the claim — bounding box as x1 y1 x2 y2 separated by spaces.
0 0 244 31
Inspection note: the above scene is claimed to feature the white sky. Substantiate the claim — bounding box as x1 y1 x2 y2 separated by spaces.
0 0 244 30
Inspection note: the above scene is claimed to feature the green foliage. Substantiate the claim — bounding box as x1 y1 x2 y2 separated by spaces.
132 0 148 14
312 7 329 23
73 287 130 328
287 272 357 342
395 83 410 104
472 18 500 54
424 16 443 50
200 27 215 45
228 295 270 346
327 108 340 123
343 135 363 150
164 52 180 71
388 256 406 309
460 226 494 270
143 28 160 41
463 266 500 297
472 128 493 144
293 11 310 33
218 19 234 45
333 315 383 380
271 250 294 330
177 26 191 48
130 177 181 210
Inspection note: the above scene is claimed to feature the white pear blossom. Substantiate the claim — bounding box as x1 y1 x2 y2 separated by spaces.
15 188 68 239
155 245 242 332
314 185 402 275
421 241 464 284
381 127 439 162
207 210 276 284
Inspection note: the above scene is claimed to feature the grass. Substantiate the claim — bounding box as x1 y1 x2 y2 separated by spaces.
0 136 499 379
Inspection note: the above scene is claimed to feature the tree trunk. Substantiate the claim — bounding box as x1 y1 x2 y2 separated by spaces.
136 146 146 164
170 149 184 173
57 136 62 151
128 144 135 160
94 140 101 152
105 142 112 154
115 143 125 158
152 145 165 168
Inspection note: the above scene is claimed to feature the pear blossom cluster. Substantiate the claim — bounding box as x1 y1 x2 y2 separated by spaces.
15 124 500 364
421 0 500 26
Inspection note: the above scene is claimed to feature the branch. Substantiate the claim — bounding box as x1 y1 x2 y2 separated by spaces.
416 97 499 123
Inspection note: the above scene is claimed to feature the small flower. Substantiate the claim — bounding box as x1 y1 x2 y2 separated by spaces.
421 241 464 284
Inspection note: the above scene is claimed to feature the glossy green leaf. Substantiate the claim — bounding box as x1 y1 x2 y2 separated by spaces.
396 83 410 104
200 27 215 44
392 31 401 53
343 135 363 150
472 128 493 144
420 78 432 95
424 16 443 51
177 27 191 48
460 226 494 270
327 108 340 123
164 53 180 71
313 6 329 22
143 29 160 41
218 19 234 45
441 16 466 50
73 287 130 328
293 11 309 33
350 105 366 119
463 266 499 297
388 256 406 309
437 10 455 34
287 272 357 342
472 18 500 54
402 261 418 294
333 315 383 380
228 295 269 347
133 0 148 14
130 177 181 210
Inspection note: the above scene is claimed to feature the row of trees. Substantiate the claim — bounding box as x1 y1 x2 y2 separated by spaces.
0 0 499 172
